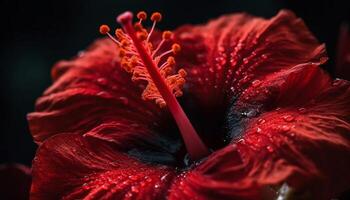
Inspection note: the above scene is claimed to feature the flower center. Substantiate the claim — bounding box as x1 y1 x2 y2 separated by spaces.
99 11 209 160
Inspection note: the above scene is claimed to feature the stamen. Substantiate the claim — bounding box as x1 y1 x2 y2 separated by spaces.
147 12 162 42
100 11 209 161
136 11 147 23
152 31 173 58
99 25 121 45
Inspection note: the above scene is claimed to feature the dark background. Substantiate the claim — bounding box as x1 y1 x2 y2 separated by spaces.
1 0 349 167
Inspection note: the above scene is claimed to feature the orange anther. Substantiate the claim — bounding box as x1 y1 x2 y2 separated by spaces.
137 11 147 20
115 29 124 39
176 78 185 85
174 91 183 97
130 56 138 66
121 40 129 47
172 43 181 54
119 49 126 58
162 31 173 40
167 56 175 67
178 69 187 77
156 99 166 108
151 12 162 22
99 25 110 34
137 31 148 40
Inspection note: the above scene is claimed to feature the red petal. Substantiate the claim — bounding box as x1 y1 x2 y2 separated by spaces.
27 39 164 144
168 66 350 199
174 10 326 108
31 133 175 200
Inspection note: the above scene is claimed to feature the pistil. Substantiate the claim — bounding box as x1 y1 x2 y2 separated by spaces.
100 11 209 160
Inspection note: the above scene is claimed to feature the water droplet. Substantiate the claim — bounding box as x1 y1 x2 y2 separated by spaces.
97 78 108 86
128 175 137 181
215 56 226 65
131 186 139 193
154 184 160 189
125 192 133 198
242 109 257 118
252 80 261 87
281 125 290 132
209 67 215 73
97 91 109 96
266 145 274 152
282 115 294 122
298 107 306 114
257 119 266 125
256 127 262 133
78 50 85 57
119 97 129 105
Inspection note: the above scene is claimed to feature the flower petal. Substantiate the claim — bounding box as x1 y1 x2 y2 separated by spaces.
31 133 175 200
27 39 166 145
174 10 326 108
168 65 350 199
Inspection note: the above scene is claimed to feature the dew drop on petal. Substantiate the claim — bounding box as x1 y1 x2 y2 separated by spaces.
281 125 291 132
298 107 306 114
97 91 109 97
283 115 294 122
252 80 261 87
257 118 266 125
131 186 139 193
119 97 129 105
266 145 274 153
78 50 85 57
97 78 108 86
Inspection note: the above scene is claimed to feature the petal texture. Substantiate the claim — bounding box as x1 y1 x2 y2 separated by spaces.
31 134 175 200
168 65 350 199
27 39 164 144
174 10 326 108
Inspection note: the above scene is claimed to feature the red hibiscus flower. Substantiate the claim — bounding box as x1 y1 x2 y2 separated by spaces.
28 10 350 200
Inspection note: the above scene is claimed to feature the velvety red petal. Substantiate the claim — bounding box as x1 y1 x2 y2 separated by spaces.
168 65 350 199
174 10 326 108
27 39 165 144
31 133 175 200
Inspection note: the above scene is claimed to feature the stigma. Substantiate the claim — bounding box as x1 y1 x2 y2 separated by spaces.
99 11 209 161
99 11 186 108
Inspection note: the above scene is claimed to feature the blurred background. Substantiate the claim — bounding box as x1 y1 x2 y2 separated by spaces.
0 0 349 170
